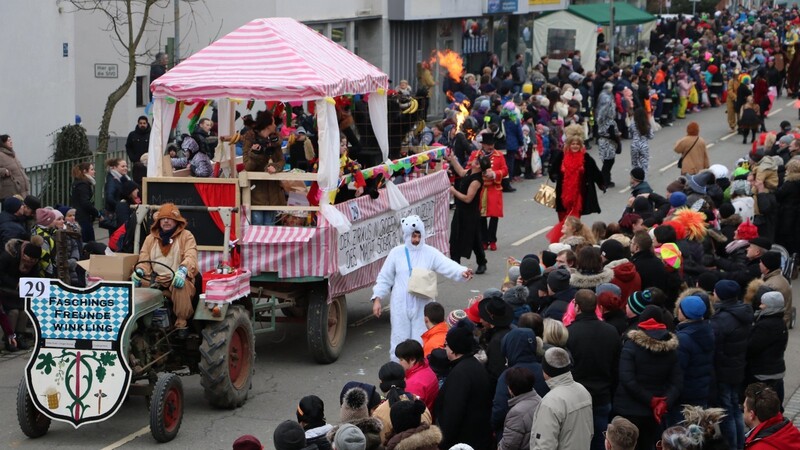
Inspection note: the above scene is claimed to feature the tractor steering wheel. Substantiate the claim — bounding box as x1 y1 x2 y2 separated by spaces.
134 260 176 289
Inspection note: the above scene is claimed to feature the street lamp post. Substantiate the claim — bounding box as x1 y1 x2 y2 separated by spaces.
609 0 615 63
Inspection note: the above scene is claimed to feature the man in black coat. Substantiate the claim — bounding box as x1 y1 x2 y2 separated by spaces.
125 116 150 163
746 291 788 403
715 236 770 290
436 326 492 450
542 268 577 321
629 231 668 292
0 197 29 249
566 289 621 450
710 279 753 450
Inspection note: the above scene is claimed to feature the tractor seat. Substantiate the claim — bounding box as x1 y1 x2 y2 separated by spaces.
133 287 165 314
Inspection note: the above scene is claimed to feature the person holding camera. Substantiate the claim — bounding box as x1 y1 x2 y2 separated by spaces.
243 111 286 225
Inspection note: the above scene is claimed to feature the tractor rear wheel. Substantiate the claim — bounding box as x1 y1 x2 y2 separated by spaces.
307 288 347 364
199 305 255 408
16 378 50 438
149 373 183 443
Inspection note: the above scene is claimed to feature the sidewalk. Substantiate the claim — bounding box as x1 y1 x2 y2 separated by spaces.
786 386 800 427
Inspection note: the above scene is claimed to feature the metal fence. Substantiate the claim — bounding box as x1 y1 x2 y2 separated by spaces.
24 151 127 209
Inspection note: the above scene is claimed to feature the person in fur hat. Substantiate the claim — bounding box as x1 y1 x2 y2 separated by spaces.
132 203 198 333
546 124 605 243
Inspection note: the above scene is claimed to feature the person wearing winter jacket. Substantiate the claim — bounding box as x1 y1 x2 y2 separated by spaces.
672 295 715 425
435 326 492 450
542 268 577 321
743 383 800 449
774 159 800 254
566 289 622 450
395 339 439 412
491 328 549 441
613 306 682 450
498 367 542 450
386 400 442 450
296 395 334 450
327 387 384 450
530 347 593 450
568 246 614 291
477 294 514 393
746 291 788 404
710 279 754 450
69 162 99 243
759 251 793 328
629 231 669 294
601 239 642 302
716 237 771 291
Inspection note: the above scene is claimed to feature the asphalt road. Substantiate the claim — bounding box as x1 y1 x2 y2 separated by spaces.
2 100 800 449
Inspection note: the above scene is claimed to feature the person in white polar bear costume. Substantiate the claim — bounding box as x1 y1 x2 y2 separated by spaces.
371 215 473 360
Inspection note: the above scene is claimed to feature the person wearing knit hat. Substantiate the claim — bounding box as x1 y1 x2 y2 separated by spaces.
600 239 625 263
679 295 707 320
759 250 793 327
626 290 653 317
674 122 709 176
332 424 367 450
547 268 571 294
540 250 557 269
389 399 427 434
746 290 788 404
614 302 682 447
446 309 467 328
669 191 687 208
759 251 782 274
2 196 22 214
232 435 263 450
339 382 383 415
502 285 531 326
133 203 197 333
543 268 575 321
273 420 311 450
629 167 652 196
35 207 59 228
23 195 41 214
0 196 28 249
531 347 593 449
339 388 370 423
710 276 755 449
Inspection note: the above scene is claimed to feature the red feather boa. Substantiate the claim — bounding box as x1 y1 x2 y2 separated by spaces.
560 148 586 215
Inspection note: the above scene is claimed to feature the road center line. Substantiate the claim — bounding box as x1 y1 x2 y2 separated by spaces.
768 108 783 117
100 426 150 450
512 226 553 247
619 185 631 194
659 160 678 172
721 132 737 141
787 101 796 108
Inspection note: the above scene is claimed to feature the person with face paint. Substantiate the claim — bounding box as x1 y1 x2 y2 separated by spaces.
371 215 473 360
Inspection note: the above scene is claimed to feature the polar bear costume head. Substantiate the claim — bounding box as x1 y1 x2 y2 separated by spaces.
401 215 426 250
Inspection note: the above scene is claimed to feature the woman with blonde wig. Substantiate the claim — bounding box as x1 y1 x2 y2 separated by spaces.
547 124 605 242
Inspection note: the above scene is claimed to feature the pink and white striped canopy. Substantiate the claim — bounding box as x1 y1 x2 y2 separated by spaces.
151 17 388 101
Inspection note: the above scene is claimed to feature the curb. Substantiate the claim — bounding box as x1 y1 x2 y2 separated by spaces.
786 385 800 428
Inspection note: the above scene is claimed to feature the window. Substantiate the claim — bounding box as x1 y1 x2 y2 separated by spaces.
546 28 576 60
331 25 347 47
136 75 147 106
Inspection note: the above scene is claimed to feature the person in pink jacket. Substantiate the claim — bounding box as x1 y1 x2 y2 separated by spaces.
395 339 439 412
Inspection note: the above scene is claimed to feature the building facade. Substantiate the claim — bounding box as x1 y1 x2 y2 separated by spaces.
0 0 566 168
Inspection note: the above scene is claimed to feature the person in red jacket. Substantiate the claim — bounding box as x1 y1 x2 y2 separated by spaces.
468 132 507 251
743 382 800 449
395 339 439 412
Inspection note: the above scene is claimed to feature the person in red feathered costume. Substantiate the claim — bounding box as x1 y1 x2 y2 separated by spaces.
547 124 605 243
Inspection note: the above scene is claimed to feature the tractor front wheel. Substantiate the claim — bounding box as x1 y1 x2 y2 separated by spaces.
16 378 51 438
149 373 183 443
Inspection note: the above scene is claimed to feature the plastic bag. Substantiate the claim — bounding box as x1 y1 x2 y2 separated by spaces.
531 149 542 174
385 180 410 211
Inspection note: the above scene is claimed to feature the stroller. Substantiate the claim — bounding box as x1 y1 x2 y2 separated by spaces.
770 244 797 329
